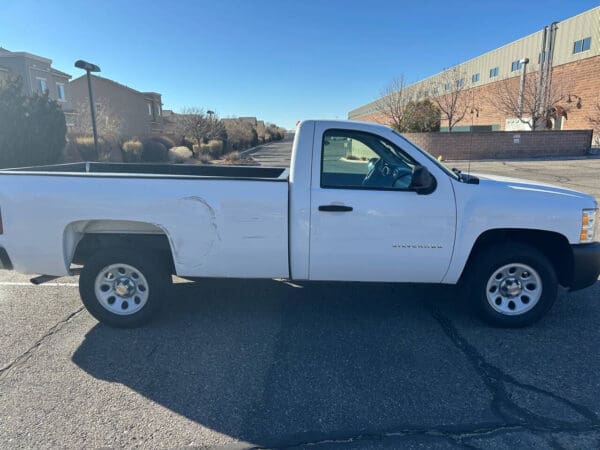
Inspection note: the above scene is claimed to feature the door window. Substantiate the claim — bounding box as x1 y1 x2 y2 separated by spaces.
321 129 417 190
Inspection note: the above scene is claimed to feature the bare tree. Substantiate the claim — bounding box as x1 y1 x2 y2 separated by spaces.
427 67 469 132
206 114 227 142
176 107 210 144
72 98 123 138
487 71 570 131
176 108 227 144
375 76 412 131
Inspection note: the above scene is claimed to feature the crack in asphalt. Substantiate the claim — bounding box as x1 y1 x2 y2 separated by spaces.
0 306 84 380
427 304 599 428
247 423 600 449
250 304 600 449
246 413 600 449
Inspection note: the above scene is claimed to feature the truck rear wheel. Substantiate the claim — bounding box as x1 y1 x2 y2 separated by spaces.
79 248 171 328
468 243 558 327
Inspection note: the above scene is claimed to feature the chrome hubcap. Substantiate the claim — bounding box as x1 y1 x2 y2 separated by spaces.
94 263 149 316
499 277 522 297
486 263 542 315
115 277 136 297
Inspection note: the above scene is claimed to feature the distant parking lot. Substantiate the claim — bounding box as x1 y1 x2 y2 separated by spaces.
1 156 600 448
453 157 600 201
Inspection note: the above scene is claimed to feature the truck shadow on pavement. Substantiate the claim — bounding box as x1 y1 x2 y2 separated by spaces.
71 278 600 448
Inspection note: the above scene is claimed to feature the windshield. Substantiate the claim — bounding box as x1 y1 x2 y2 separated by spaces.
392 130 460 181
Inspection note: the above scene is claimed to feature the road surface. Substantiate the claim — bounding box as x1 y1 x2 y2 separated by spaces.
243 133 294 166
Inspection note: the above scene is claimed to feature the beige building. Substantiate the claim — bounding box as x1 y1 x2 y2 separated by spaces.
349 6 600 140
0 47 74 119
70 74 163 137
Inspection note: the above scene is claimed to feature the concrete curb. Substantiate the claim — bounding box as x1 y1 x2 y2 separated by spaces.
444 154 600 163
240 143 267 157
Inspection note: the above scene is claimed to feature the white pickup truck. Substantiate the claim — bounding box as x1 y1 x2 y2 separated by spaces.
0 120 598 327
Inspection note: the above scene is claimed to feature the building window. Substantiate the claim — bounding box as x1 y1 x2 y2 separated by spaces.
573 37 591 54
489 67 499 78
156 103 161 117
433 87 439 95
56 83 65 101
147 102 152 116
511 60 522 71
37 78 48 93
472 73 480 83
457 78 465 88
444 82 451 91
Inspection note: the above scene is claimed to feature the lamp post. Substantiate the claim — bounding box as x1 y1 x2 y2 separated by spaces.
207 110 215 125
74 60 101 158
206 110 216 139
517 58 529 118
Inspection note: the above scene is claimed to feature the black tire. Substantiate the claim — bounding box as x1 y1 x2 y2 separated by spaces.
467 242 558 328
79 248 171 328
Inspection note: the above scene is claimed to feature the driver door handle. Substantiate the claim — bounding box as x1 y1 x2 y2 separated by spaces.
318 204 353 212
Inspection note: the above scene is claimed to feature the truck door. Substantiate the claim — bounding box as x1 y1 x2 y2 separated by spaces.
308 124 456 283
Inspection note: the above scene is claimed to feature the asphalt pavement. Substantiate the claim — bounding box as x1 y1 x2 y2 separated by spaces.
2 154 600 448
242 133 294 166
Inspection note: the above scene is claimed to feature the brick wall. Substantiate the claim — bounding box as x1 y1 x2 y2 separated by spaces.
403 130 593 160
551 56 599 135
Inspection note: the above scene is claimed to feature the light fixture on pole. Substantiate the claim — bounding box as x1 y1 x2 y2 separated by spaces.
74 60 101 159
567 94 583 109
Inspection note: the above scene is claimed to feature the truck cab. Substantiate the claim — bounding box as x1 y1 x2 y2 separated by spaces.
289 120 457 284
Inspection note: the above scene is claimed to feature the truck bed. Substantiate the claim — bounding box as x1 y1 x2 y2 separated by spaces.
0 163 290 278
0 162 289 181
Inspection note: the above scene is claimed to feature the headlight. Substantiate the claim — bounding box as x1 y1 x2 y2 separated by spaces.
580 209 597 243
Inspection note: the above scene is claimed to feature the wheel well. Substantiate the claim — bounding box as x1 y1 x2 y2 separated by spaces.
72 233 175 274
461 229 573 287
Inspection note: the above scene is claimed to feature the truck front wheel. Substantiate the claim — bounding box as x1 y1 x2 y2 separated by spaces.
468 243 558 327
79 248 171 328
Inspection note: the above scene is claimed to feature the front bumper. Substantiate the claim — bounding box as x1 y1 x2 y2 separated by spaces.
570 242 600 291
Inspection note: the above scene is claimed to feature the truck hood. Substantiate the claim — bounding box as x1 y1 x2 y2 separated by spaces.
451 171 597 246
473 172 595 202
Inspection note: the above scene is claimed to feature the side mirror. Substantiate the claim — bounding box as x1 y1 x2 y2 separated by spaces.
409 166 436 194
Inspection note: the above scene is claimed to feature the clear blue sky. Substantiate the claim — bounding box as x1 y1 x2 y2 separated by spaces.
1 1 598 129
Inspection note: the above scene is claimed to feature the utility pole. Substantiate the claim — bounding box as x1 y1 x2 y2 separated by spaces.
537 22 558 128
